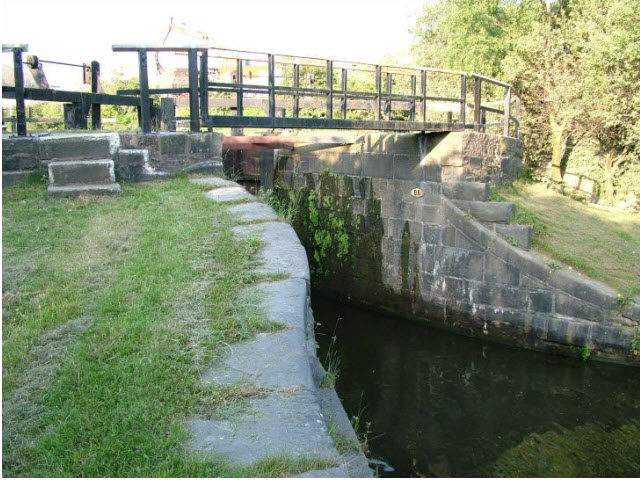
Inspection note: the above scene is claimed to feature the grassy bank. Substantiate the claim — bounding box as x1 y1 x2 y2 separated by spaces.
2 179 324 477
494 182 639 296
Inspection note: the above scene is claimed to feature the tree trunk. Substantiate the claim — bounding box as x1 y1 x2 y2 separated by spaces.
603 154 615 205
549 114 568 182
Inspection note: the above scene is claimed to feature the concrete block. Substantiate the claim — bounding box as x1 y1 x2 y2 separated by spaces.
438 246 484 281
47 183 121 198
226 202 279 223
48 159 115 185
454 200 514 223
484 253 520 285
442 181 489 201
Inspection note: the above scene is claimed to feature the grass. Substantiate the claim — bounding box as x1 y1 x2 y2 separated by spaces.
496 181 640 296
1 178 307 477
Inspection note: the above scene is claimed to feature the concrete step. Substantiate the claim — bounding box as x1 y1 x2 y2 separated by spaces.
48 183 121 198
442 181 489 201
454 200 514 224
3 170 37 186
48 159 115 186
38 133 118 161
484 223 533 250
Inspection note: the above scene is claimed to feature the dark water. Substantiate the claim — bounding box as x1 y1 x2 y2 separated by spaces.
313 295 640 478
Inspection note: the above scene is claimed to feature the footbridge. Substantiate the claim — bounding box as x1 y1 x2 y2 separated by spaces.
4 44 520 138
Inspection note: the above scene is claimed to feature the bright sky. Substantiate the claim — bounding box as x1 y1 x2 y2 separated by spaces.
2 0 425 88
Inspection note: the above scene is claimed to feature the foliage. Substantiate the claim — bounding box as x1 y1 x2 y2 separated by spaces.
101 69 140 129
413 0 640 207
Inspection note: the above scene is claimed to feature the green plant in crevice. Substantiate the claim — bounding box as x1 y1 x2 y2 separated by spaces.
631 328 640 356
581 346 591 361
319 323 340 389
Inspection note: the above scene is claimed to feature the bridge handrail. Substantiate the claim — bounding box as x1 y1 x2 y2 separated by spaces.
2 44 133 135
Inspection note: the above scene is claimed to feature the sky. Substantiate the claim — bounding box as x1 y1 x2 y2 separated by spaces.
2 0 425 89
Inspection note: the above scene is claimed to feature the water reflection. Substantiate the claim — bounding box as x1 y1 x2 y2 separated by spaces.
313 295 640 477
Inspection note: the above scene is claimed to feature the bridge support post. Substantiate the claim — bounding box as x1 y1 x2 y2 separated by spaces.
91 61 101 130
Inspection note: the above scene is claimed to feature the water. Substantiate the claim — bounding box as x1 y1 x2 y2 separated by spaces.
313 295 640 477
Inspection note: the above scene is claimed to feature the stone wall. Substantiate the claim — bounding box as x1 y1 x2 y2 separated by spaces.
2 132 223 185
272 132 639 365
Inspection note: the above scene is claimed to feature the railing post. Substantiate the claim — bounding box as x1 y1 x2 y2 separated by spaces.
459 74 466 127
341 68 348 120
160 97 176 131
293 64 300 118
90 60 101 130
385 72 392 120
138 48 151 133
200 50 209 121
409 75 416 121
503 86 512 137
235 58 243 117
188 48 200 132
473 76 482 132
420 70 427 123
268 54 276 118
375 65 382 121
11 46 27 136
326 60 333 119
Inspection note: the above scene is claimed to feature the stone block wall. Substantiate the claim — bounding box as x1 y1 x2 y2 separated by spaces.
272 132 639 365
2 132 223 185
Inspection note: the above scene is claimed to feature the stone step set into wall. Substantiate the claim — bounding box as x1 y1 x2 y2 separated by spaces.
272 131 639 365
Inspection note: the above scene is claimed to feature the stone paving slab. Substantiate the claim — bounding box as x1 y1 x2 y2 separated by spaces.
204 186 254 202
227 202 280 223
202 329 313 390
190 390 339 466
295 467 349 477
47 183 121 198
232 223 310 281
189 176 236 189
202 278 312 389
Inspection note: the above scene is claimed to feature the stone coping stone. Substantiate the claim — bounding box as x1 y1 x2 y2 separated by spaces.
204 186 253 202
454 199 514 224
232 223 310 282
201 329 313 390
190 176 236 188
190 390 339 466
47 183 121 198
202 278 312 390
294 467 349 477
227 202 280 223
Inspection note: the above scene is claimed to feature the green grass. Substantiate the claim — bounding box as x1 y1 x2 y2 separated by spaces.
1 179 308 477
497 182 640 296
